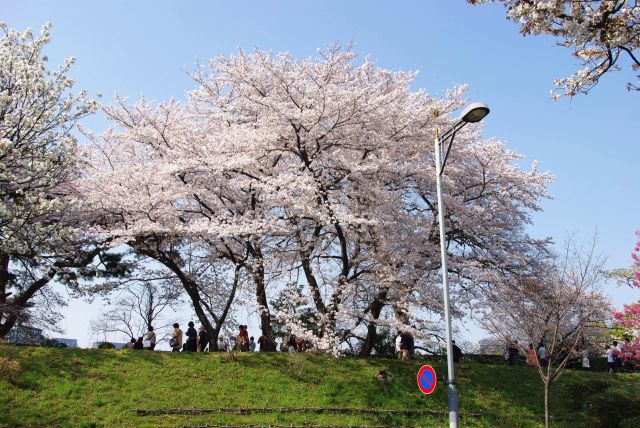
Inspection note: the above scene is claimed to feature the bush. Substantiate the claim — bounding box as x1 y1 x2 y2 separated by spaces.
584 392 640 428
42 338 67 348
563 379 612 410
97 342 115 349
619 416 640 428
0 356 21 384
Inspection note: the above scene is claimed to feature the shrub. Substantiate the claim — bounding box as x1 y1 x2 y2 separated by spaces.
0 356 21 384
619 416 640 428
97 342 115 349
42 338 67 348
584 392 640 428
563 379 612 410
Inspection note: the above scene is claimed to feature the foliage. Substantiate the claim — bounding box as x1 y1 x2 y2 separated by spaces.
2 345 640 427
470 1 640 97
0 22 98 337
562 378 612 410
97 341 115 349
0 355 20 384
583 391 640 428
41 338 67 348
612 303 640 365
610 231 640 366
79 44 551 356
371 328 396 357
619 416 640 428
633 231 640 287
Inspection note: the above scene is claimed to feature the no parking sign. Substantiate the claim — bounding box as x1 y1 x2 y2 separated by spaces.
417 365 437 395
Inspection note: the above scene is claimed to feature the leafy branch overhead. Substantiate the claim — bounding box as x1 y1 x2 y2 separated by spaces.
470 1 640 97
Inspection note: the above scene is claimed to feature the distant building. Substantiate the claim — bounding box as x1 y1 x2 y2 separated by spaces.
92 341 127 350
7 326 44 345
53 338 78 348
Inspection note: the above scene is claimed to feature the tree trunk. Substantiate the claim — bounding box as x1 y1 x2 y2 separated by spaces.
253 271 276 351
544 381 551 428
209 264 242 352
139 246 217 344
246 243 276 352
208 328 220 351
358 290 387 357
0 252 10 333
0 273 55 338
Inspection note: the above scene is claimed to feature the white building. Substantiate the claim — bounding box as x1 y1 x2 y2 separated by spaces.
6 326 44 345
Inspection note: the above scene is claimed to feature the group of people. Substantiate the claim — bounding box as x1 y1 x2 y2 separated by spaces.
131 326 631 372
507 339 633 372
505 341 555 367
280 332 306 352
234 325 255 352
126 326 157 350
170 322 210 352
523 342 551 367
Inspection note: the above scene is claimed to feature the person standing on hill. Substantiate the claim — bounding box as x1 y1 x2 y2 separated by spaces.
507 340 520 365
197 326 209 352
395 331 403 360
249 336 256 352
537 342 548 366
581 348 590 370
133 337 144 350
239 325 250 351
613 340 623 371
526 343 538 367
185 321 198 352
400 332 413 360
607 344 616 373
452 340 463 364
171 323 183 352
145 326 156 350
127 338 135 350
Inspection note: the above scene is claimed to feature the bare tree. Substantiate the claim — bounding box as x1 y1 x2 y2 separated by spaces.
481 235 610 428
91 269 181 344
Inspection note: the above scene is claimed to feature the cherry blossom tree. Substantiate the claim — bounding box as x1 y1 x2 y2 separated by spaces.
0 23 101 337
632 230 640 287
610 231 640 366
80 45 552 355
612 302 640 365
470 1 640 97
481 236 610 428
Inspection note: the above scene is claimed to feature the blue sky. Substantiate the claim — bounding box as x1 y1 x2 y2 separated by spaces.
3 0 639 346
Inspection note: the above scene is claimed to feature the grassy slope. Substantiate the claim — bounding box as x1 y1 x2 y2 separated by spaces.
1 345 638 427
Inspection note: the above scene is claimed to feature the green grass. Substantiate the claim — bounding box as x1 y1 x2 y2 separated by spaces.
1 345 638 427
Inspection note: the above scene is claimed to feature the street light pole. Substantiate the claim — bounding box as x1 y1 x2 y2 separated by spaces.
433 102 490 428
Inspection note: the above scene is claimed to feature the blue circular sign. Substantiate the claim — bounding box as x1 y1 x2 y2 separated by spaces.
417 365 437 395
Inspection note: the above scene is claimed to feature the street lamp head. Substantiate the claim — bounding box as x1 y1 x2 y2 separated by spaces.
460 102 490 123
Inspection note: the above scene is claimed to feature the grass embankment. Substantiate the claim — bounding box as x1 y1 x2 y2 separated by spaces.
1 345 638 427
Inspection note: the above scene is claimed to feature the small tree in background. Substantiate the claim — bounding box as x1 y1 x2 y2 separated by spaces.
91 268 181 344
481 235 609 428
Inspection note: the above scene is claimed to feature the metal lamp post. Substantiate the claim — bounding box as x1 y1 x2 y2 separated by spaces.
434 102 490 428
